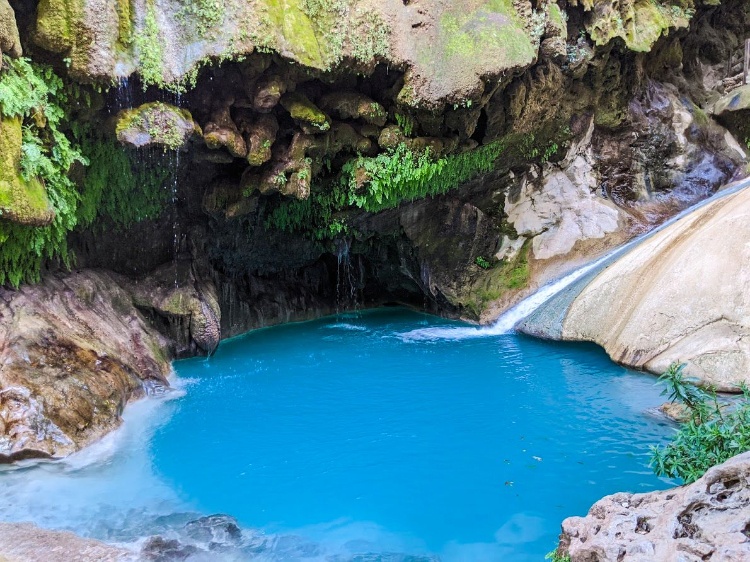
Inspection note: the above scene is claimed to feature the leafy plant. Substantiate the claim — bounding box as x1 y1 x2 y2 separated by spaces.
266 140 506 240
545 551 571 562
0 58 86 286
475 256 491 269
650 362 750 483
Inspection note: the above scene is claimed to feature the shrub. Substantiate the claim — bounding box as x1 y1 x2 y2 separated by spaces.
650 363 750 483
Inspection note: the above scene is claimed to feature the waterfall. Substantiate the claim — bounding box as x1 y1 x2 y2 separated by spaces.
335 238 358 313
399 178 750 342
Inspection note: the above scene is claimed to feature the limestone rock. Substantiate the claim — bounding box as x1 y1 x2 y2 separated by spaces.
0 116 55 226
558 451 750 562
239 113 279 166
318 92 388 127
115 102 200 150
0 0 21 59
0 271 171 460
280 92 331 134
550 183 750 389
505 139 621 260
0 522 136 562
203 98 247 158
129 263 222 356
252 73 288 113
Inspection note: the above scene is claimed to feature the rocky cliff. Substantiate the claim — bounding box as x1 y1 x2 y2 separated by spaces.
0 0 747 454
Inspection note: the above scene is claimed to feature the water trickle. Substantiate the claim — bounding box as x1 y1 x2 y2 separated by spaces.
112 77 134 112
335 238 359 313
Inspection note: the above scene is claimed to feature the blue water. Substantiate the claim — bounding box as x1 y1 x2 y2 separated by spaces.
143 308 672 561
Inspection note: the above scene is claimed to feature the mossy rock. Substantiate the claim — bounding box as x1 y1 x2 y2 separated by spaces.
586 0 694 53
280 92 331 133
115 102 201 150
0 116 55 226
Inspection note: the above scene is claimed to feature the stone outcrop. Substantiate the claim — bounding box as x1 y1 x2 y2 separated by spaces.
0 266 222 461
0 116 54 227
0 0 21 60
520 180 750 390
557 451 750 562
115 102 200 150
0 523 136 562
0 271 172 460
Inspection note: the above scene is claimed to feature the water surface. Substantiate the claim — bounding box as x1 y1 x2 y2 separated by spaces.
0 308 673 561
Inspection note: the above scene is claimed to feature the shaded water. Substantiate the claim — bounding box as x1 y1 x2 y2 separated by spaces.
0 309 674 560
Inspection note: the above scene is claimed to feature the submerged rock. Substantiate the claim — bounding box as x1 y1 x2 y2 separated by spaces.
557 451 750 562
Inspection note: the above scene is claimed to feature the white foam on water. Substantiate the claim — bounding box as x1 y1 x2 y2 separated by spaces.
325 322 368 331
0 376 191 536
398 178 750 343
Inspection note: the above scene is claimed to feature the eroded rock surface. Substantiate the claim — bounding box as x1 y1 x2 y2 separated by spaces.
558 451 750 562
520 180 750 389
0 271 172 460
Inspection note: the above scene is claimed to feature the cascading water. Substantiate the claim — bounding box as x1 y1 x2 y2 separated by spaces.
334 238 359 313
400 178 750 342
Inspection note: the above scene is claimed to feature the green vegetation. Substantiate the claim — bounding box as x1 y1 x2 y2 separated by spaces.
133 0 164 88
267 141 506 240
77 138 170 230
650 363 750 484
440 0 536 65
395 112 415 137
475 256 492 269
464 241 530 316
0 57 86 287
176 0 225 37
545 551 571 562
0 58 170 287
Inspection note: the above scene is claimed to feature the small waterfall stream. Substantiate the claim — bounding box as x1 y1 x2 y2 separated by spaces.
400 178 750 342
335 238 359 313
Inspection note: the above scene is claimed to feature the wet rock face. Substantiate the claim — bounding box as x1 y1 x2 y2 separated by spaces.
0 271 172 460
558 451 750 562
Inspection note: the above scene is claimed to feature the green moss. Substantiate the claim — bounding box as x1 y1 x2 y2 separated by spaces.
548 3 567 40
34 0 83 52
77 136 170 230
440 0 536 68
176 0 225 38
115 102 197 150
132 0 165 88
464 241 531 315
0 116 54 225
587 0 695 52
280 92 331 132
115 0 134 48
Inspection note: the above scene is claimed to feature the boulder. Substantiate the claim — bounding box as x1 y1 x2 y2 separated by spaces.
558 451 750 562
523 182 750 390
0 271 171 461
115 102 200 150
